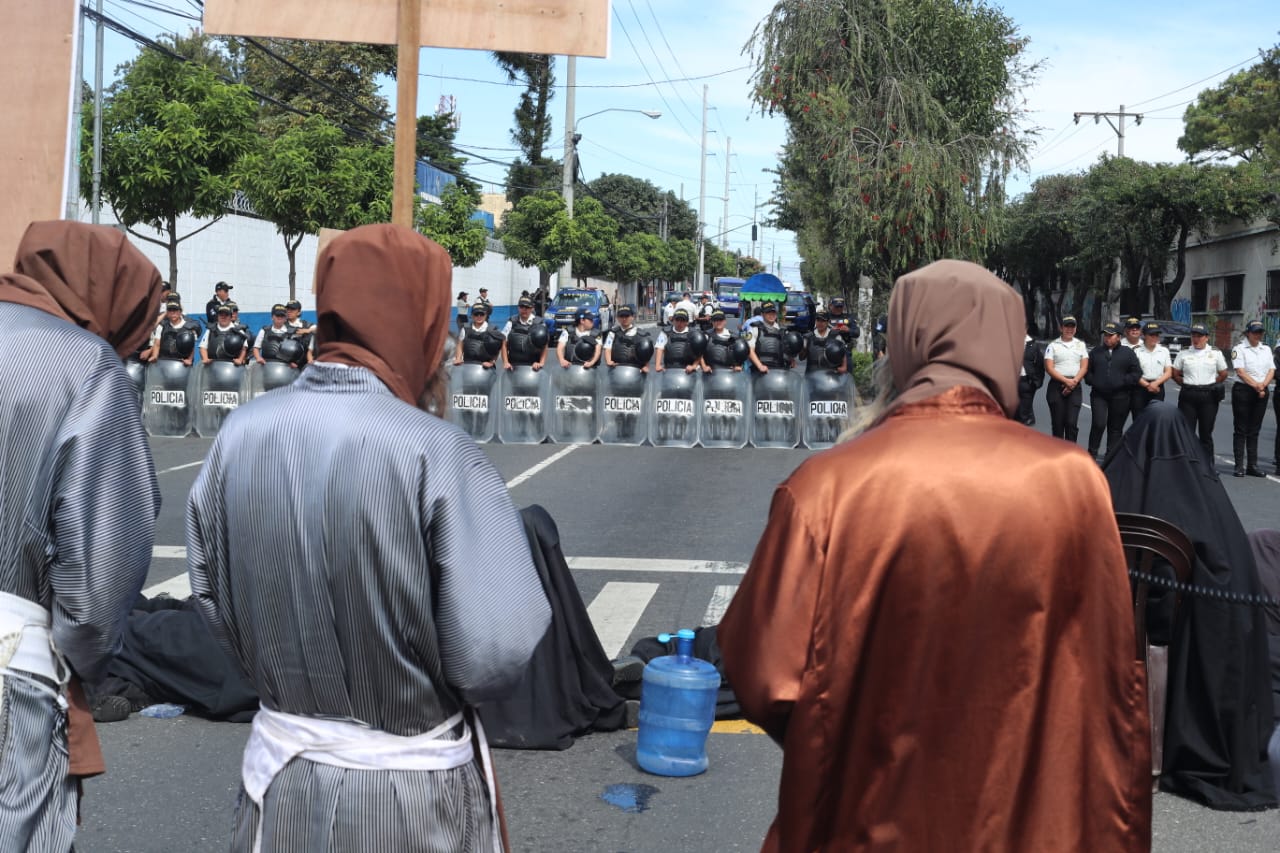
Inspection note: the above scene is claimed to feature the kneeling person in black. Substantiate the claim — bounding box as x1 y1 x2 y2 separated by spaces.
1085 321 1140 460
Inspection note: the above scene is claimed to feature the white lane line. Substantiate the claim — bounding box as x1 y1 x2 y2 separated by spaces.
701 584 739 627
567 557 747 574
505 444 581 489
1214 454 1280 485
158 460 203 474
152 546 187 559
587 581 659 659
144 573 191 599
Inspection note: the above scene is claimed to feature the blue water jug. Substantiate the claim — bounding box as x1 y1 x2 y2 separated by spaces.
636 629 721 777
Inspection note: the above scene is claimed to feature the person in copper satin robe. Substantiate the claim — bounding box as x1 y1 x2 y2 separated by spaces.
719 260 1153 852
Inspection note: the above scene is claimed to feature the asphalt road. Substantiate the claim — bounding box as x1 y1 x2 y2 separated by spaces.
75 378 1280 852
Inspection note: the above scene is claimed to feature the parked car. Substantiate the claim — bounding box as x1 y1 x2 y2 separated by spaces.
784 291 815 332
1143 318 1192 355
714 277 744 317
545 289 613 338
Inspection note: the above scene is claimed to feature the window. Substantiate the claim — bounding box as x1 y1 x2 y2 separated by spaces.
1268 270 1280 309
1191 278 1209 313
1224 274 1244 312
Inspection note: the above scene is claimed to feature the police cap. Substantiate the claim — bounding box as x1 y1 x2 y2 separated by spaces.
814 310 830 322
226 301 239 312
216 305 232 315
471 304 487 315
576 308 594 323
711 310 726 321
1061 315 1077 326
1101 321 1119 336
1246 320 1265 334
271 304 287 316
1124 317 1141 328
1190 323 1209 336
618 305 634 316
518 297 534 308
285 300 302 310
165 301 182 312
760 301 778 313
672 309 689 321
215 281 233 291
1142 321 1161 335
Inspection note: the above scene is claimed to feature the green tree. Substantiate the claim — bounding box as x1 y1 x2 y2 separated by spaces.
500 191 572 291
751 0 1037 288
236 115 392 298
585 174 697 241
416 112 480 199
567 197 620 284
89 41 257 288
417 182 489 268
658 238 697 285
493 53 559 202
1178 44 1279 164
608 231 657 284
230 39 396 139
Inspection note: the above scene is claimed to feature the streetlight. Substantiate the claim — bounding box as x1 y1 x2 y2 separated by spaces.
559 103 661 289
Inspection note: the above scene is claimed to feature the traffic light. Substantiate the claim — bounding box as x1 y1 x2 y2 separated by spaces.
751 224 758 242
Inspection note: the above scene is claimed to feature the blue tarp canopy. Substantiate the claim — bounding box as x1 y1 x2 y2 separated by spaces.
739 273 787 303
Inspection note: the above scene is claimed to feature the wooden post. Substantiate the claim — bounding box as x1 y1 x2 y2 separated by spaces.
392 0 421 228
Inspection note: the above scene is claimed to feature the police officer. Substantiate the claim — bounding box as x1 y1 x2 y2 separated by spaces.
455 304 500 368
1043 315 1088 443
695 294 716 332
799 312 848 375
226 301 250 341
1230 320 1273 477
474 287 493 319
282 299 315 362
675 292 697 321
701 310 742 373
1172 323 1229 460
656 309 699 373
1017 332 1045 426
254 304 302 367
501 296 547 371
604 305 651 372
557 308 601 368
1085 321 1141 461
200 305 248 365
1131 320 1172 415
143 300 201 366
827 297 860 346
746 301 795 373
205 281 233 326
1121 317 1143 349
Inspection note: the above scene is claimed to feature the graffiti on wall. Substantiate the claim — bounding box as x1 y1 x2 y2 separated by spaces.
1170 298 1192 325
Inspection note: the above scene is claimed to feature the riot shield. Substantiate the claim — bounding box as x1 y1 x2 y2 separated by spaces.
193 361 248 437
649 368 701 448
448 362 498 442
598 364 650 446
124 357 145 408
749 369 803 448
549 364 599 444
497 364 551 444
700 369 750 449
247 361 302 399
142 359 193 437
802 370 855 450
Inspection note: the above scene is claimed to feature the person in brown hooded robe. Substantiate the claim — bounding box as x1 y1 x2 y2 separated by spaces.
719 259 1152 852
0 221 162 850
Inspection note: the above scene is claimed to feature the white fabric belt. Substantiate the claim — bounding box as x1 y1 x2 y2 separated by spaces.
243 705 502 852
0 590 64 685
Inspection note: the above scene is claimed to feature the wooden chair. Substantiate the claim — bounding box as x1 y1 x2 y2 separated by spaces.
1115 512 1195 779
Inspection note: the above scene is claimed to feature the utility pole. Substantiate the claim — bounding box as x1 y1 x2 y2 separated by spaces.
1072 104 1143 157
696 84 708 290
66 7 84 221
751 186 758 262
660 197 668 241
91 0 104 224
558 56 577 293
721 136 731 249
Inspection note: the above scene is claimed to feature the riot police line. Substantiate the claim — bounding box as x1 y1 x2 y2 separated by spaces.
447 305 858 450
123 301 314 438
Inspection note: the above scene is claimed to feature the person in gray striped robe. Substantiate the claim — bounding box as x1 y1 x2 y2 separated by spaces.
0 221 163 851
188 224 551 853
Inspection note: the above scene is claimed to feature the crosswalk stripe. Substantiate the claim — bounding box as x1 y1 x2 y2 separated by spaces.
149 548 749 573
701 584 738 627
152 546 187 559
586 581 659 659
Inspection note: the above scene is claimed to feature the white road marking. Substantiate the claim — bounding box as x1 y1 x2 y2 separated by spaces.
144 573 192 599
152 546 187 559
701 584 739 626
1214 454 1280 485
505 443 581 489
586 581 659 659
567 557 747 574
157 460 204 474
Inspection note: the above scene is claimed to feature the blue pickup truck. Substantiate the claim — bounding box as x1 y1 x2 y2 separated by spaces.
544 288 614 339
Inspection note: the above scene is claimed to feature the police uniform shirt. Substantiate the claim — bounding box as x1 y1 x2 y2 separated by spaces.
1134 343 1172 381
500 317 539 336
1044 337 1088 378
675 299 697 318
460 321 489 338
151 318 186 345
1232 339 1274 384
254 324 291 350
603 325 638 350
1174 345 1228 385
746 320 783 351
655 330 669 348
199 323 235 348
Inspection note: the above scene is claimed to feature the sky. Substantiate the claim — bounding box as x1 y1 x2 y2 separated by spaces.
92 1 1278 285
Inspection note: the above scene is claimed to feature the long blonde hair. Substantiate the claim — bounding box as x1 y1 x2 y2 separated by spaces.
838 354 898 443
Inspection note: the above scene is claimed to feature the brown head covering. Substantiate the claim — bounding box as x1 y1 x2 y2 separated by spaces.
0 221 163 358
886 259 1024 418
314 224 452 405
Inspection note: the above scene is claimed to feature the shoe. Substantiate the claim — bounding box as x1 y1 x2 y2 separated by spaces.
91 695 132 723
1247 468 1267 478
610 655 646 687
1234 469 1246 478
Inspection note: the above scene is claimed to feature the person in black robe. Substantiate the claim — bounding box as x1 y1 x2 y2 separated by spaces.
1105 401 1277 810
1246 530 1280 796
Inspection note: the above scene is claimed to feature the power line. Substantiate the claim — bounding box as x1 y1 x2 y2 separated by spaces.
420 65 751 90
610 7 698 146
115 0 200 22
1127 53 1260 108
625 0 701 130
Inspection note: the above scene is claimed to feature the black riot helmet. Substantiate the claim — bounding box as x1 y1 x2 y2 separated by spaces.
688 329 707 356
222 331 246 358
783 330 804 356
278 338 305 364
174 330 196 358
730 337 750 365
634 336 655 365
483 330 505 358
824 338 848 366
529 323 549 349
574 336 598 363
